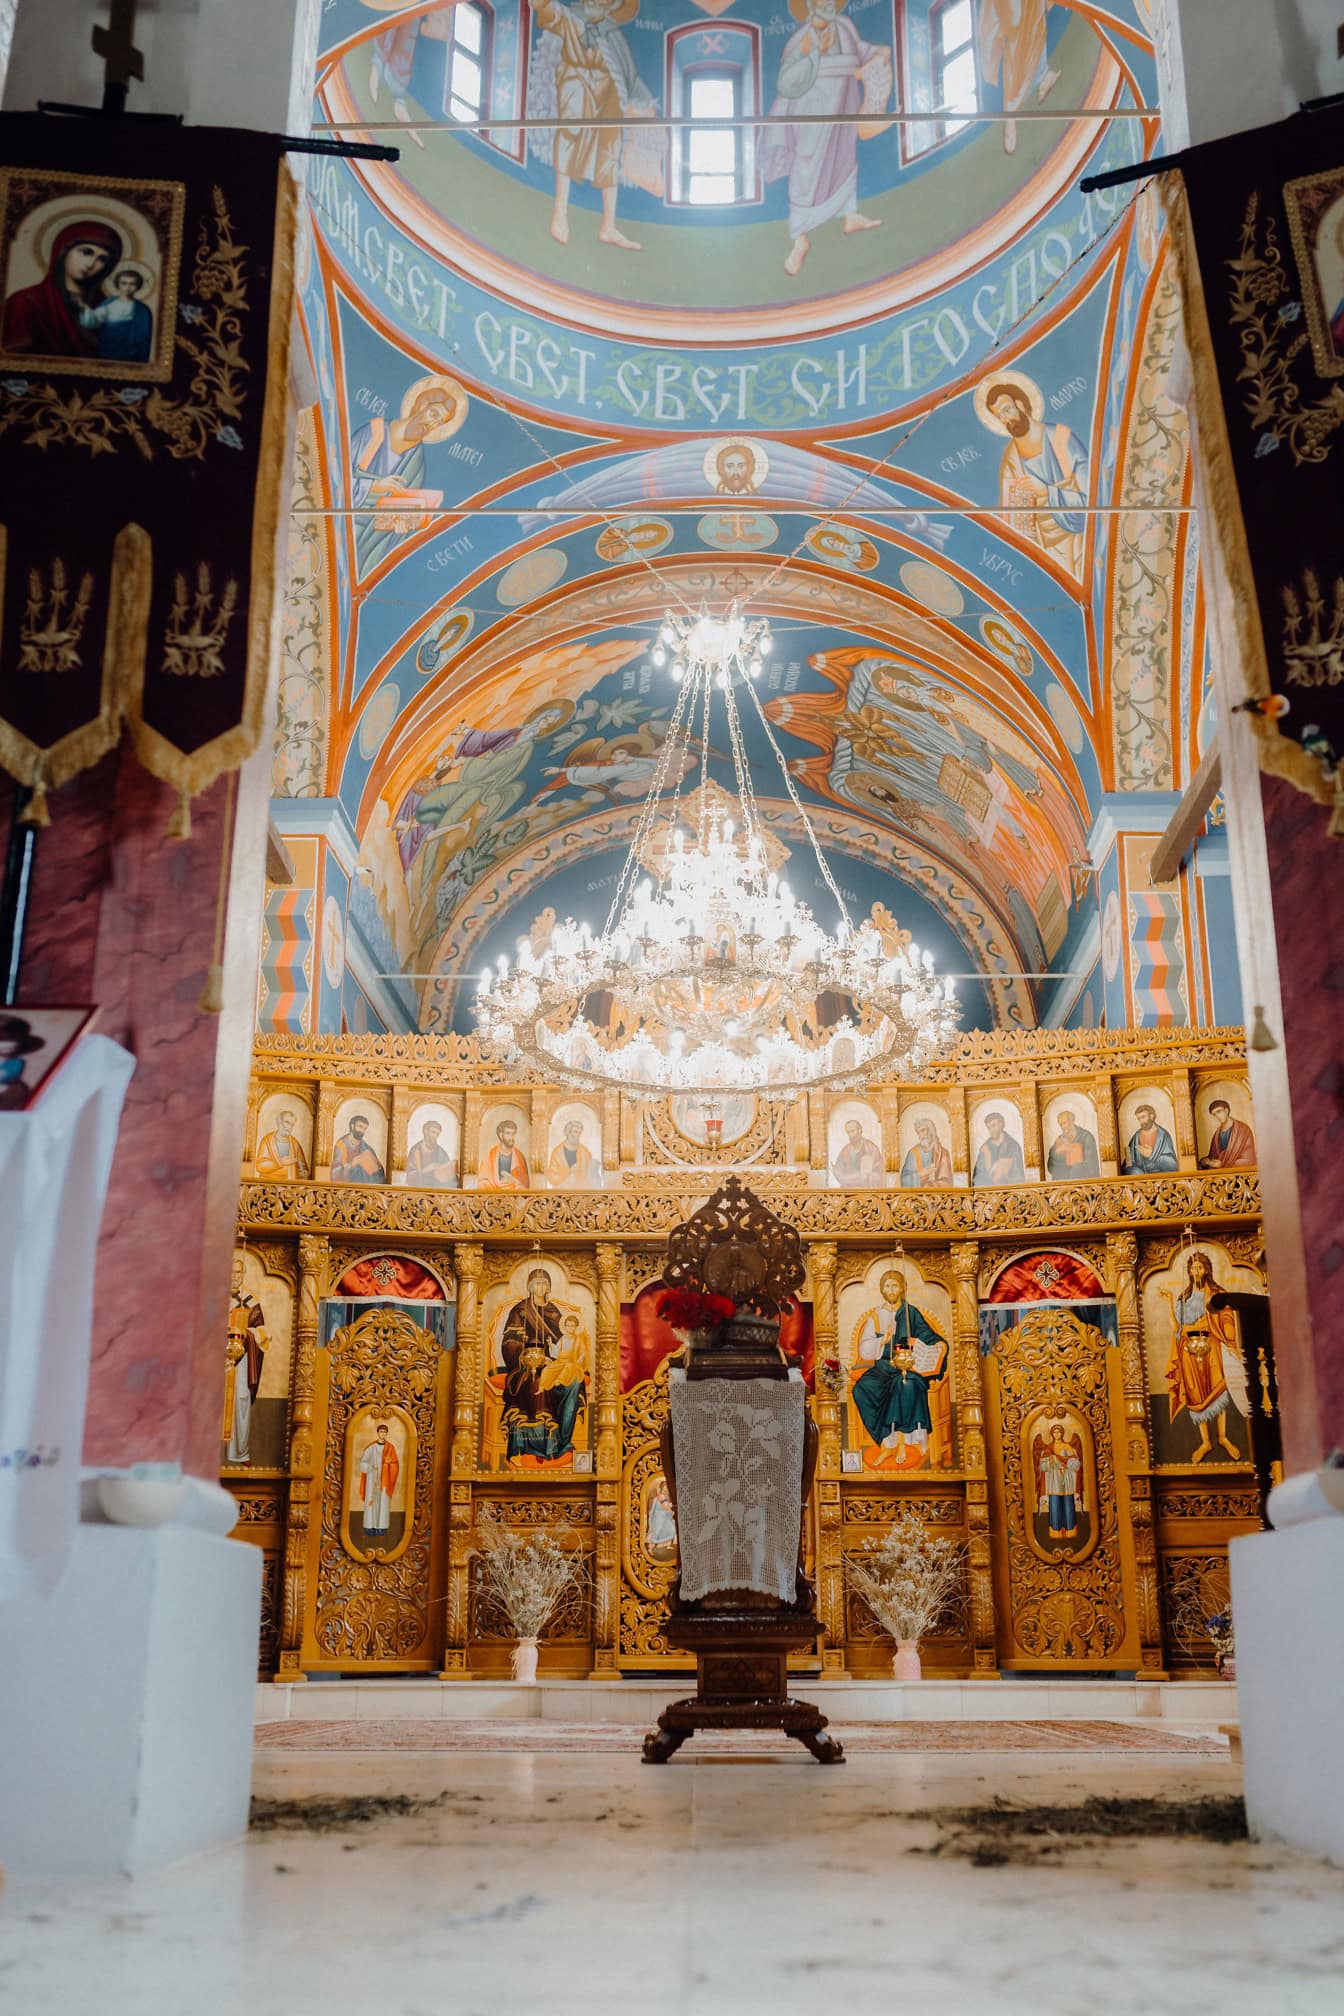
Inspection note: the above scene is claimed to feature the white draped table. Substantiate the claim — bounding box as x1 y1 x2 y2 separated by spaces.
0 1033 133 1601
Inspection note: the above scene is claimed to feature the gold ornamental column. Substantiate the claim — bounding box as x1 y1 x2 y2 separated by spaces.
951 1239 998 1675
1020 1084 1043 1179
389 1084 413 1182
443 1241 484 1678
313 1081 340 1176
594 1244 622 1477
462 1090 483 1186
1094 1072 1119 1176
1108 1229 1166 1673
601 1089 621 1180
808 1240 846 1672
807 1091 828 1178
591 1242 623 1677
1172 1073 1199 1172
451 1242 484 1471
877 1087 900 1181
277 1232 327 1679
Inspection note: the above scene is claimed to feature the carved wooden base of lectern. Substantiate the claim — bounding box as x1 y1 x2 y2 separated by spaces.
642 1602 844 1764
642 1179 845 1766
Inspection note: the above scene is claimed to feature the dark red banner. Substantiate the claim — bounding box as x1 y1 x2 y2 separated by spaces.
1168 107 1344 814
0 114 295 826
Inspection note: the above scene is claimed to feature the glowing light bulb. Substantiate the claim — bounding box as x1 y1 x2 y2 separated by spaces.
652 645 666 667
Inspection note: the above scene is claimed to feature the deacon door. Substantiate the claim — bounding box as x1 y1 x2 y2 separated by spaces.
981 1307 1143 1670
298 1306 454 1673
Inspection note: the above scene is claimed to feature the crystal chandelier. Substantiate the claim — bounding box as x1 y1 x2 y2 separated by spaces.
474 605 960 1099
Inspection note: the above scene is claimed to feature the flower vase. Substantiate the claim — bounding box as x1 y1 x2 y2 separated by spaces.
512 1637 539 1684
892 1640 922 1681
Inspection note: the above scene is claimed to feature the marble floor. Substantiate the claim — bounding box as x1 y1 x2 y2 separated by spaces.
3 1734 1341 2016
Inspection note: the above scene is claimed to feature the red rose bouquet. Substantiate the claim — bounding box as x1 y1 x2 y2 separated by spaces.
656 1288 736 1332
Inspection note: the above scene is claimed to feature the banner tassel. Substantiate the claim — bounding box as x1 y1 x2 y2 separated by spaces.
19 771 50 828
197 962 224 1015
1329 772 1344 840
166 788 193 840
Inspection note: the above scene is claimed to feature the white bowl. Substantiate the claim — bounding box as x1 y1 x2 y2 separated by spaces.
96 1475 189 1528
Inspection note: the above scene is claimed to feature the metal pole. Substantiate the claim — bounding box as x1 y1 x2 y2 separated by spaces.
0 788 36 1007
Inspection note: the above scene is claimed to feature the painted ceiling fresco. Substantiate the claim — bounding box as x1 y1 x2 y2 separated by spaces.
279 0 1200 1037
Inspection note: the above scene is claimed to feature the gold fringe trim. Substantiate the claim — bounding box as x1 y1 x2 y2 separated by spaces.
166 787 192 840
1159 172 1337 815
126 160 300 809
198 962 224 1014
0 519 151 803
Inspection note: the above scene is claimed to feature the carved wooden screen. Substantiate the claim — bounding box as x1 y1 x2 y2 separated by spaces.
618 1365 692 1672
299 1306 454 1672
981 1306 1142 1670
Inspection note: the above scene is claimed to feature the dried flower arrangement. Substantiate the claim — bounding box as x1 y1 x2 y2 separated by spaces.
1165 1558 1236 1676
844 1508 966 1677
473 1504 589 1676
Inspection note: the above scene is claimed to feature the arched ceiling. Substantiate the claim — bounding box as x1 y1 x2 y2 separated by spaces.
281 2 1197 1037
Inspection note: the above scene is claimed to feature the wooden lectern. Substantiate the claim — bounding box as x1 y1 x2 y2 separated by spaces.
642 1178 844 1765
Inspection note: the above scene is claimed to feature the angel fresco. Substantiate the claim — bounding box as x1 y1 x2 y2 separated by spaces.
528 0 661 253
762 0 889 277
539 720 693 807
396 699 575 954
1031 1417 1087 1554
764 650 1077 931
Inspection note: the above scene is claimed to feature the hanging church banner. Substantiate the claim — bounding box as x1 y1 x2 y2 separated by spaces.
0 113 296 828
1161 106 1344 820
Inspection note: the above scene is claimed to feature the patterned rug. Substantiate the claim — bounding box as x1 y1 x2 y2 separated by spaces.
255 1719 1227 1756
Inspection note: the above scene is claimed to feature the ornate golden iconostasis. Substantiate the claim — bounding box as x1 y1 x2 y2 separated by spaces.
227 1027 1267 1683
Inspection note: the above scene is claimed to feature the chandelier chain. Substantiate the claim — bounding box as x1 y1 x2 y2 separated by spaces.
476 602 959 1098
742 673 852 931
601 651 697 938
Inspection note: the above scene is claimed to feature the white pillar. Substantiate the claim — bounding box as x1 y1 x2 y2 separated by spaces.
2 0 317 132
1153 0 1342 150
1157 0 1344 1865
0 0 320 1880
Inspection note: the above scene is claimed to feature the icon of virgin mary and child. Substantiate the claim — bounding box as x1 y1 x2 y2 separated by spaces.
3 218 153 365
499 1267 588 1464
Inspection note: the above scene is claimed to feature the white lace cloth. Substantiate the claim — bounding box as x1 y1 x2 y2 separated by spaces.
668 1369 806 1603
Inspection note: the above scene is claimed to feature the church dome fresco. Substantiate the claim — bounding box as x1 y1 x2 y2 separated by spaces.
275 1 1196 1043
315 0 1153 346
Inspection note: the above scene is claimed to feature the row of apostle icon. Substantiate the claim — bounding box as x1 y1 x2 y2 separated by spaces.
828 1085 1255 1189
252 1098 604 1190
